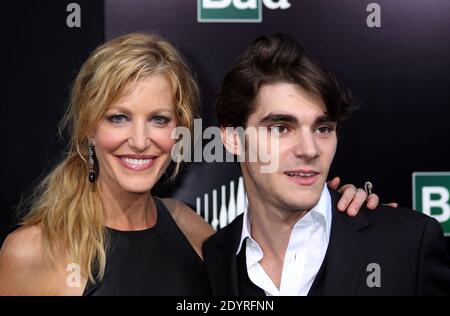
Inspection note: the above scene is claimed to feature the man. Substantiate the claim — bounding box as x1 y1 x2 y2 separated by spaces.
203 33 450 295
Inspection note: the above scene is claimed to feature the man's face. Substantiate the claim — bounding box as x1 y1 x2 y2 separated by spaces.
242 82 337 213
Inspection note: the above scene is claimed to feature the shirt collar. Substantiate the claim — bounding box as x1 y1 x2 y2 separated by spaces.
236 184 332 255
236 202 252 255
302 184 332 241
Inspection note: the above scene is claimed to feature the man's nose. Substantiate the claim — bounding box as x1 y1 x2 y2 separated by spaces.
293 131 320 161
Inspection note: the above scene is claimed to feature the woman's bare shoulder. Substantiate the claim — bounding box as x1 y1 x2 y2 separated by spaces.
1 225 44 265
0 225 84 295
0 225 47 295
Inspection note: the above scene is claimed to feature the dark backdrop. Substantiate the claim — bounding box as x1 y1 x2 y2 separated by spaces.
1 1 449 251
1 0 104 243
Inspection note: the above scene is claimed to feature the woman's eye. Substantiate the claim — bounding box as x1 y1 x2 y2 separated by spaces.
107 114 127 124
152 116 170 126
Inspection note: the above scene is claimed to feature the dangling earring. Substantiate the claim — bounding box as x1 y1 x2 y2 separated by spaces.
88 139 96 183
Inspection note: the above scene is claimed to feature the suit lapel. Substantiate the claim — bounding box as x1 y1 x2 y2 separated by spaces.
322 190 372 295
213 215 243 295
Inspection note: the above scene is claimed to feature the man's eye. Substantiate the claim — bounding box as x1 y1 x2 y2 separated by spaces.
152 116 170 126
269 125 289 134
315 126 334 134
107 114 127 124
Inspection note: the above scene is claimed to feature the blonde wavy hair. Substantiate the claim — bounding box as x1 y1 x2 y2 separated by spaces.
21 33 199 282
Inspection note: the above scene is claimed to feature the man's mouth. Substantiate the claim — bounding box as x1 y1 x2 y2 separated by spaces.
115 154 158 171
284 169 320 186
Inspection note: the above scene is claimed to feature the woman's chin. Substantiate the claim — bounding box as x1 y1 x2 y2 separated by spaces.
118 181 155 195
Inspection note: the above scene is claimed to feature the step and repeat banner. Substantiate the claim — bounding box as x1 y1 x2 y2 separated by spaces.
104 0 450 237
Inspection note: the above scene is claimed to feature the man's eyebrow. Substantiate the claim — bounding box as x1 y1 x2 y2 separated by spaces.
259 113 336 124
259 113 298 124
315 114 336 124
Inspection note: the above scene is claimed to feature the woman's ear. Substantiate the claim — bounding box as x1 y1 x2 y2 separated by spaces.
221 126 243 157
87 129 96 146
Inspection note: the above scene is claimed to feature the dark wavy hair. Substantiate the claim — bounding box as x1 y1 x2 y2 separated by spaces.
217 33 358 129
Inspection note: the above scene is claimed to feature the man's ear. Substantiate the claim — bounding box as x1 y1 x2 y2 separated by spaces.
221 126 243 157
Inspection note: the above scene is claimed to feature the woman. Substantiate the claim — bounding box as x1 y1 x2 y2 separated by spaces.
0 33 379 295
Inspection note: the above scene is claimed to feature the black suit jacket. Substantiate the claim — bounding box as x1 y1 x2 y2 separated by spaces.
202 190 450 295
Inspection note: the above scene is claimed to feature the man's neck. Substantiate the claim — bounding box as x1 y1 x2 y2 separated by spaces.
247 200 309 288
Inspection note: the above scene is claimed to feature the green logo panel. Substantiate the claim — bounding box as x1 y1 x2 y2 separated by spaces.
198 0 262 22
413 172 450 235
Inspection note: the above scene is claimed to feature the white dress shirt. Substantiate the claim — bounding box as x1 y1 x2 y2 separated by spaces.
236 185 332 296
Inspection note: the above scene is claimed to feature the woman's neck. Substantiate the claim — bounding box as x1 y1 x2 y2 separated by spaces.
97 177 157 231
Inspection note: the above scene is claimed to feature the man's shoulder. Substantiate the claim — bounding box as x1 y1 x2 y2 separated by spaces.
329 189 438 230
203 214 244 251
362 204 438 227
349 203 444 243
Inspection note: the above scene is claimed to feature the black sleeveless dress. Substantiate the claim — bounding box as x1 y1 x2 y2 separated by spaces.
83 198 210 296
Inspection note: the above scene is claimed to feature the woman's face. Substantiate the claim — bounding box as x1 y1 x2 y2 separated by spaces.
93 74 177 194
